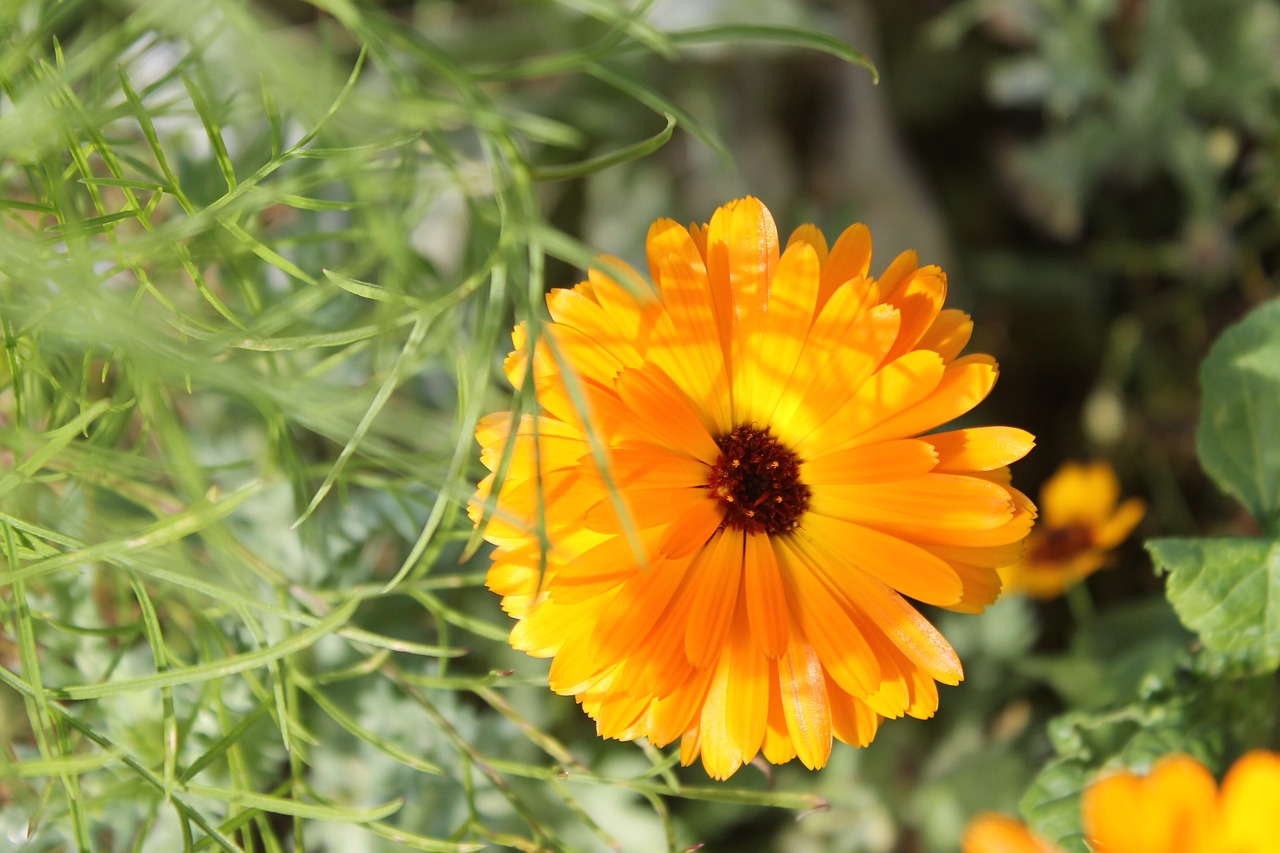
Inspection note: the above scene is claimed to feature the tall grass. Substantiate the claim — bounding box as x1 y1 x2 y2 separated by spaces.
0 2 872 850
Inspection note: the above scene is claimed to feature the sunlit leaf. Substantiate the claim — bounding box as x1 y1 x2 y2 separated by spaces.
1148 537 1280 672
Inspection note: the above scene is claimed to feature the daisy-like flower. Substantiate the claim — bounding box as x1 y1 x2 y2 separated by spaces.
963 751 1280 853
999 460 1145 599
471 197 1036 779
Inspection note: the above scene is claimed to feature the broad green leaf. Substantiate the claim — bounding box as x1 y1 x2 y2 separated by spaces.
1148 537 1280 671
1197 298 1280 533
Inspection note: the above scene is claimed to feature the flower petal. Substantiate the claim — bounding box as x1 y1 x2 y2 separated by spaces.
745 533 790 658
778 628 833 770
739 240 821 426
929 427 1036 473
684 529 745 668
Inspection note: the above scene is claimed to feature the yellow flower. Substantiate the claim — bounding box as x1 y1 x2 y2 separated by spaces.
963 751 1280 853
999 460 1144 598
471 197 1036 779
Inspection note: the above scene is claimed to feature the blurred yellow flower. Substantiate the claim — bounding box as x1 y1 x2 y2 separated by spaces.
962 813 1058 853
964 751 1280 853
999 460 1144 598
471 197 1035 779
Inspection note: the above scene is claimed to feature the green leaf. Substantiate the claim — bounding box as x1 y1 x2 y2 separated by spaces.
53 597 359 700
530 112 676 182
0 751 122 779
183 782 402 823
668 24 878 83
1197 298 1280 533
1148 537 1280 671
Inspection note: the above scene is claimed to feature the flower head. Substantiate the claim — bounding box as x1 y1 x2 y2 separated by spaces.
999 460 1145 598
963 751 1280 853
962 814 1059 853
471 197 1036 779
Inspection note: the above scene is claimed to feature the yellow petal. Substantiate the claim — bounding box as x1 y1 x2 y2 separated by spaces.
929 427 1037 473
876 248 918 294
613 363 721 464
657 495 724 559
882 267 947 363
745 533 790 658
723 604 770 761
546 285 644 369
826 679 882 747
778 629 833 770
696 649 745 781
684 528 745 668
854 354 998 447
819 221 873 309
801 514 965 607
773 301 900 449
647 662 716 745
739 239 821 425
918 308 974 362
649 231 734 434
810 474 1016 534
588 552 690 669
839 564 963 685
1093 497 1146 549
1083 756 1216 853
796 348 945 458
1220 750 1280 850
761 661 798 765
802 438 939 486
786 222 830 265
1041 461 1120 527
775 536 881 696
705 197 779 371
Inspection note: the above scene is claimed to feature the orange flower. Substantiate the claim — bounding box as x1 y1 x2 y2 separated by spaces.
962 814 1059 853
1086 752 1280 852
471 197 1036 779
964 751 1280 853
999 460 1144 598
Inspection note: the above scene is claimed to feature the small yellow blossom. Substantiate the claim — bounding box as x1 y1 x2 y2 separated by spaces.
1000 460 1144 598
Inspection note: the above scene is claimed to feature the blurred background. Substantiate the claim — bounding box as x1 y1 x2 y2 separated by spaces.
2 0 1279 851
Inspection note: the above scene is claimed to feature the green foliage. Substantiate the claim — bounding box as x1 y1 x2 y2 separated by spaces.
933 0 1280 247
0 1 873 851
1026 295 1280 847
1195 298 1280 534
2 0 1278 851
1148 298 1280 669
1149 538 1280 671
1021 661 1275 851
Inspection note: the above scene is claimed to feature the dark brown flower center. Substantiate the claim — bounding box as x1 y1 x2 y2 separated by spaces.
1028 523 1094 563
707 425 810 535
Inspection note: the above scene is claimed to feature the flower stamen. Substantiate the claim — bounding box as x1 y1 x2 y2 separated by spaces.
1027 523 1094 563
707 425 810 535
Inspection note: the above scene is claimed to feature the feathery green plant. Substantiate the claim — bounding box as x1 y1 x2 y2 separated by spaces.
0 1 875 850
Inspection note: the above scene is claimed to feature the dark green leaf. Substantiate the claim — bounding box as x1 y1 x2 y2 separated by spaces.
1197 298 1280 533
